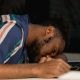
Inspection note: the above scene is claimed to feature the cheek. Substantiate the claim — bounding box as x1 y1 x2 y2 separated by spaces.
40 42 53 56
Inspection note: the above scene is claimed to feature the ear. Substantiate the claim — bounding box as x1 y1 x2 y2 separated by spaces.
45 26 55 37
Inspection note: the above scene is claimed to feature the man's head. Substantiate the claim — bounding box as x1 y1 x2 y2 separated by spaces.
28 17 69 61
27 17 69 63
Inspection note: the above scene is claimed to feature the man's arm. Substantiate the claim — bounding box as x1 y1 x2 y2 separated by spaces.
0 64 37 79
0 59 71 79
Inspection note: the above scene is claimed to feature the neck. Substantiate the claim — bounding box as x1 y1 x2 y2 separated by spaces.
27 24 46 45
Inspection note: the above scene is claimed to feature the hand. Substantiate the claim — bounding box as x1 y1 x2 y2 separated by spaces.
39 55 53 63
39 54 68 63
35 59 71 78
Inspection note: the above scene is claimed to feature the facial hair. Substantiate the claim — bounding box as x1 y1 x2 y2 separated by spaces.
27 39 45 63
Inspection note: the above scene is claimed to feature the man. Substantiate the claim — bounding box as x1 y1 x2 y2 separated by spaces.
0 14 70 79
27 16 68 63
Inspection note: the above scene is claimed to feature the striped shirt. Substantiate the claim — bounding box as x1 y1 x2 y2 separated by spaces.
0 14 29 64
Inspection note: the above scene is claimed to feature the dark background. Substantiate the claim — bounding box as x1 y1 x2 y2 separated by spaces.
0 0 80 53
26 0 80 53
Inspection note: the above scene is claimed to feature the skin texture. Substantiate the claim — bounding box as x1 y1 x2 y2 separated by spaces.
0 59 71 79
27 24 65 62
35 59 71 78
39 54 68 63
0 23 71 79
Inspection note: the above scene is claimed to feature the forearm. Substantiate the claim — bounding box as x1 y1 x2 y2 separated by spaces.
0 60 70 79
0 64 37 79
